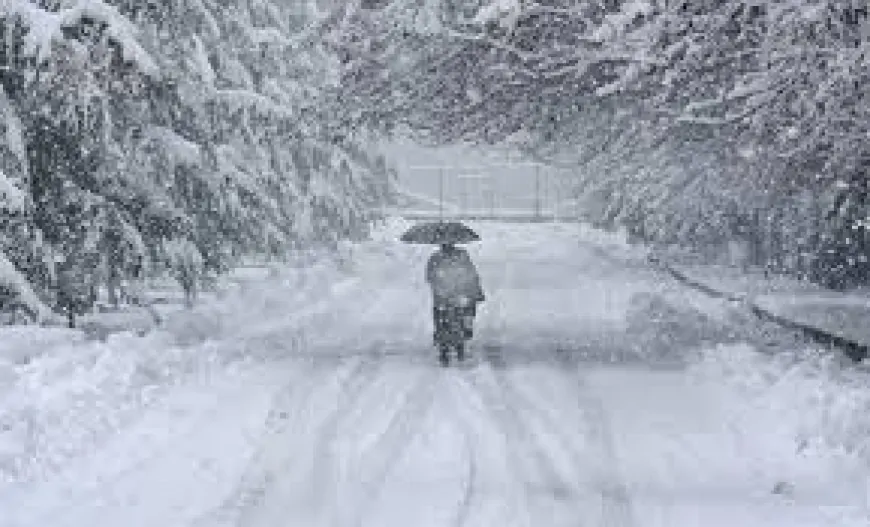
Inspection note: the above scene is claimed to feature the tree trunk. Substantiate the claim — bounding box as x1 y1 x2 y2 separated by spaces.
181 271 197 309
107 268 120 308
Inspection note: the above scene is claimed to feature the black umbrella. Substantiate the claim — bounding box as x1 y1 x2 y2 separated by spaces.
400 221 480 244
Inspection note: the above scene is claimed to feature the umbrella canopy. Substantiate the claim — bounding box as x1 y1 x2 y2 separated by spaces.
400 221 480 244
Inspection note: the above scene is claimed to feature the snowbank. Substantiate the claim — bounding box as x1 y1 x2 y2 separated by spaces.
369 215 414 242
0 217 411 482
578 219 870 489
661 260 870 363
688 344 870 497
0 327 84 366
648 242 870 483
0 241 364 483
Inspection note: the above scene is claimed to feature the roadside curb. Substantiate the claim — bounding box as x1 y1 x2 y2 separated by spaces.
651 256 868 363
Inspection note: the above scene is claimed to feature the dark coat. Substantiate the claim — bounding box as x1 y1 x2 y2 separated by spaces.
425 246 485 305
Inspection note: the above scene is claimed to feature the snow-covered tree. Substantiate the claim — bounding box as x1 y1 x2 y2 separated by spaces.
0 0 396 322
326 0 870 287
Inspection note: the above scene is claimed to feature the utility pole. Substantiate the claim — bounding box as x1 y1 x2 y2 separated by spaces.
411 161 541 221
438 167 444 221
458 174 487 218
461 178 467 217
489 186 495 218
555 169 563 222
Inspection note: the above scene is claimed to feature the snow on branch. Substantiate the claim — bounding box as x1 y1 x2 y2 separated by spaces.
3 0 158 75
212 89 295 120
248 27 294 46
590 0 653 43
0 86 26 167
472 0 522 28
0 251 53 321
442 27 533 62
0 170 26 212
213 144 270 198
142 126 202 167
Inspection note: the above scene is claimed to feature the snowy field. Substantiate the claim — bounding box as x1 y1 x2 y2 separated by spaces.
1 220 868 526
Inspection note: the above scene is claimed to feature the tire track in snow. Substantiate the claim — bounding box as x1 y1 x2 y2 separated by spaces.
577 385 636 527
460 281 573 524
450 430 477 527
491 368 590 479
290 355 399 527
9 363 295 527
550 348 636 527
465 346 636 527
483 234 635 526
507 368 636 527
334 367 441 527
459 364 577 513
209 357 439 527
201 356 380 526
439 375 482 527
9 384 237 527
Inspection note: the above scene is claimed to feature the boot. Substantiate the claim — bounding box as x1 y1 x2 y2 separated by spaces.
439 344 450 367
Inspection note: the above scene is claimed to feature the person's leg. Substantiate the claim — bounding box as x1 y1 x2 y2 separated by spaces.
462 302 477 339
435 305 450 365
439 343 450 366
432 304 443 344
455 338 465 361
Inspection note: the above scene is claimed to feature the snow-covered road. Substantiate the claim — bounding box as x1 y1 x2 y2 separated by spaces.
2 222 868 527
